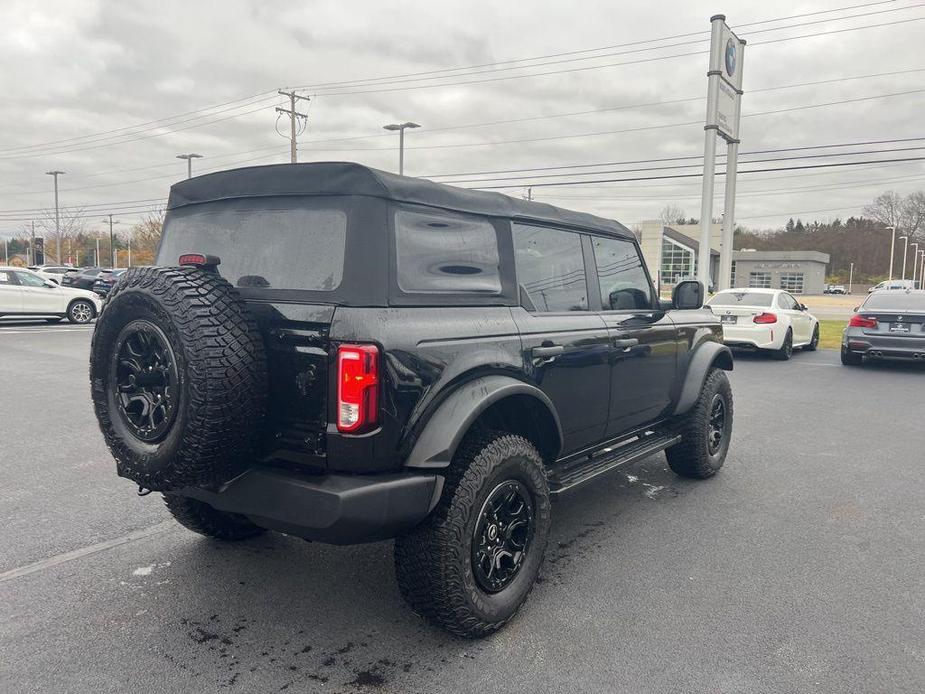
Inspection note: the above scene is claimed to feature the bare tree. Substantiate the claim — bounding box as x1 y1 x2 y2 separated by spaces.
659 204 686 226
863 191 925 240
29 206 88 263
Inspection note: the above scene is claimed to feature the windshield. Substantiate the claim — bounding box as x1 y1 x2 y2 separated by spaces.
159 204 347 291
707 291 774 308
862 291 925 311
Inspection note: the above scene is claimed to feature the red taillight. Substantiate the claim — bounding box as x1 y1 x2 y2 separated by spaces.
337 344 379 433
753 312 778 324
849 314 878 329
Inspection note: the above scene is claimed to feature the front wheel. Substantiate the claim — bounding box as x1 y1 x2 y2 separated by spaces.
394 431 551 638
67 299 95 324
666 368 733 479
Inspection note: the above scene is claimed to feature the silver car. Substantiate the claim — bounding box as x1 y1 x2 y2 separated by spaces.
841 290 925 365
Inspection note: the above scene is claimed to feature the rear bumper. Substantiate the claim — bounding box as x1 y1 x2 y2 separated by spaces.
843 330 925 360
722 324 778 350
180 467 444 544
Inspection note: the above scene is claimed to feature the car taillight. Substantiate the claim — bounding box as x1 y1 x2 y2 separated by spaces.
849 314 878 329
337 344 379 433
753 312 777 324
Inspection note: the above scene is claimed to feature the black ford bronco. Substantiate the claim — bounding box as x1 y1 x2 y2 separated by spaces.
90 162 733 638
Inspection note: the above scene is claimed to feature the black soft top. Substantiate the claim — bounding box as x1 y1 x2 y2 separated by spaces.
167 162 633 239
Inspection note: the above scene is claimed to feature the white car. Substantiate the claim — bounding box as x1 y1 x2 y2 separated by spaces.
0 266 103 324
707 288 819 360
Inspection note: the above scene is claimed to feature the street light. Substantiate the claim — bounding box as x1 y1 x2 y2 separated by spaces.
911 242 920 287
919 249 925 289
886 226 896 280
46 170 65 263
848 261 854 295
382 122 420 175
176 153 203 179
900 235 909 279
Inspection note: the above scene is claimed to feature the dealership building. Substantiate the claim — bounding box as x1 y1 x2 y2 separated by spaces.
637 220 830 295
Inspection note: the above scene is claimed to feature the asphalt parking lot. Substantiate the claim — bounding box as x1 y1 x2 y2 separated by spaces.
1 322 923 694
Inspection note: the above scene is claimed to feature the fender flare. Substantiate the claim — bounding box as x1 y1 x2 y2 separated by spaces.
404 375 563 469
672 341 733 416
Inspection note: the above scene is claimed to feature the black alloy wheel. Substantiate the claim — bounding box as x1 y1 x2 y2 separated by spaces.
472 480 535 594
111 320 179 443
707 394 727 456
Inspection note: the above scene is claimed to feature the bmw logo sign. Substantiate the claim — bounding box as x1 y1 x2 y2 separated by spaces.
725 38 737 77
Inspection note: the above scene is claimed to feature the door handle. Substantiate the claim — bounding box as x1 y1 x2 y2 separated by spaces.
612 338 639 349
532 344 564 358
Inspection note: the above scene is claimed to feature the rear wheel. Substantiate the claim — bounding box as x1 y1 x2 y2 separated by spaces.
163 494 265 540
771 328 793 360
804 324 819 351
666 368 733 479
840 346 863 366
394 431 550 638
67 300 95 324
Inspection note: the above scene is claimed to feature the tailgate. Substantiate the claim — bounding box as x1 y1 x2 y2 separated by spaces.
246 301 335 467
861 311 925 337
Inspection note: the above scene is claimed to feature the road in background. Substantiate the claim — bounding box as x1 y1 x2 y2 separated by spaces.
1 326 923 693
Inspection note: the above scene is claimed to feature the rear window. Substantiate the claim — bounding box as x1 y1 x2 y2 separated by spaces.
159 206 347 291
394 208 501 294
708 291 774 308
863 292 925 311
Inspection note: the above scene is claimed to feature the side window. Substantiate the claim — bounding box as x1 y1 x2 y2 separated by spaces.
394 208 501 294
778 293 797 310
0 271 12 284
15 272 45 287
512 224 587 312
591 236 652 311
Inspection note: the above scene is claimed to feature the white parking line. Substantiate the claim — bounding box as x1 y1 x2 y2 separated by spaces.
0 521 175 583
0 327 94 335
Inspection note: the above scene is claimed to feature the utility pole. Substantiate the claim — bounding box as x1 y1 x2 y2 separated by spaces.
46 170 65 262
383 121 420 175
887 225 896 280
96 234 100 267
30 221 35 266
848 262 854 295
3 238 7 264
276 90 310 163
104 214 118 268
525 187 533 201
176 153 203 178
900 235 909 279
912 243 920 287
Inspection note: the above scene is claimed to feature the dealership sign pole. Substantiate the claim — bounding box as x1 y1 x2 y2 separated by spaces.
697 15 745 290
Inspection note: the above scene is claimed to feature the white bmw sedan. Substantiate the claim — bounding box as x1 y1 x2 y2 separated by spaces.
707 288 819 360
0 266 103 324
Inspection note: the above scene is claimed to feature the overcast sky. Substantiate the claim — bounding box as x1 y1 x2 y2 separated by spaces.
1 0 923 239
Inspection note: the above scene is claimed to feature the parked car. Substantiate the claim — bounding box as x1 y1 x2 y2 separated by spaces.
824 284 847 294
92 269 126 298
89 162 735 638
0 266 103 323
29 265 73 285
707 288 819 360
868 279 914 293
61 267 109 290
841 290 925 365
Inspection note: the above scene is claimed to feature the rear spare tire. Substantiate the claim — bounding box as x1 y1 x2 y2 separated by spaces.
89 266 268 491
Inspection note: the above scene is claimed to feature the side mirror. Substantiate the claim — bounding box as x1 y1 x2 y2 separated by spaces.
672 279 704 310
853 305 860 312
800 303 807 311
43 280 57 288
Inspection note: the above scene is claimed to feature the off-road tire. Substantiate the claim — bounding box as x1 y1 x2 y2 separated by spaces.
840 346 863 366
804 324 820 351
666 368 733 479
772 328 794 361
90 266 267 491
163 494 265 540
67 299 95 324
394 431 551 639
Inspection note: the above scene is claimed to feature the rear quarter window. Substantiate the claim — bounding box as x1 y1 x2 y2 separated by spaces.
394 208 501 294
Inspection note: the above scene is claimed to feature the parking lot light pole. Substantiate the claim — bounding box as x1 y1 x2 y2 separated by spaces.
911 242 919 287
382 122 420 175
887 226 896 280
848 262 854 294
176 153 203 179
103 215 119 268
899 235 908 280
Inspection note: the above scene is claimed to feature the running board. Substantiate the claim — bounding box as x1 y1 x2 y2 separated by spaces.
547 431 681 496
